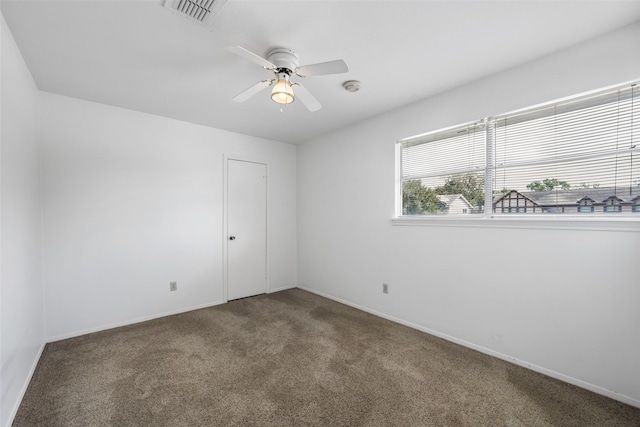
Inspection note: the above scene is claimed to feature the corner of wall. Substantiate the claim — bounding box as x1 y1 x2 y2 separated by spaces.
0 10 46 427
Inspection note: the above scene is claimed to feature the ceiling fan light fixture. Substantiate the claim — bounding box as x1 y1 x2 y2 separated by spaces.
271 78 295 105
227 45 348 111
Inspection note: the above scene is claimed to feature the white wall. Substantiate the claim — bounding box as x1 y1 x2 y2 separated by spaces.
0 13 45 427
297 22 640 407
40 93 297 340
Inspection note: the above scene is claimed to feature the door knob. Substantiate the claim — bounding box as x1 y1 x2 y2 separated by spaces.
229 236 236 240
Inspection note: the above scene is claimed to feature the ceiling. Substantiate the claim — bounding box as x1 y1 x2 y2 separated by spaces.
2 0 640 144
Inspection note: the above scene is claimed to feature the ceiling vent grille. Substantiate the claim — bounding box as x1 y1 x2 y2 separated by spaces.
164 0 227 28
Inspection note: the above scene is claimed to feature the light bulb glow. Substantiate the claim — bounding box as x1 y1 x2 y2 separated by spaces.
271 79 294 105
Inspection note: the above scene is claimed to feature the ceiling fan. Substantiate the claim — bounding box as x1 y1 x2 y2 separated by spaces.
225 46 349 112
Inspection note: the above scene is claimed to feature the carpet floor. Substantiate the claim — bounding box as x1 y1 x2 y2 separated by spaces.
13 288 640 426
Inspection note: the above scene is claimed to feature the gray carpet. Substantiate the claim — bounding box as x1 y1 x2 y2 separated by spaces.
13 289 640 426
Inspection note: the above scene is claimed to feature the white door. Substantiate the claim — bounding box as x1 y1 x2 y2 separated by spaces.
226 159 267 300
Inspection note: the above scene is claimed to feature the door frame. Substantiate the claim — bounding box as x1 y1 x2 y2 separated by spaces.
222 154 270 302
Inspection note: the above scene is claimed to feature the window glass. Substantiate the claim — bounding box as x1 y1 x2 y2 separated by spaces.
397 82 639 217
400 122 485 215
493 84 639 215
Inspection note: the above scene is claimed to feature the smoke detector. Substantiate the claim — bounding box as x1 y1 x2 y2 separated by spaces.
164 0 227 29
343 80 361 93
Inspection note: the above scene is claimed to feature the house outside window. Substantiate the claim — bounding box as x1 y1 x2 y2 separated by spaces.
494 190 538 214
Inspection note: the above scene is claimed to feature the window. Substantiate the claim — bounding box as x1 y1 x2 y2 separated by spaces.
577 197 595 213
399 121 485 215
603 196 622 213
397 81 639 218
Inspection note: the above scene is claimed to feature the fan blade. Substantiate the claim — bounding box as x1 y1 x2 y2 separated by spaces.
225 46 276 69
232 80 272 103
293 83 321 112
296 59 348 77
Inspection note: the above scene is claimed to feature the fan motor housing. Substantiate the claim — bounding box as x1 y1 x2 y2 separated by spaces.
267 47 300 72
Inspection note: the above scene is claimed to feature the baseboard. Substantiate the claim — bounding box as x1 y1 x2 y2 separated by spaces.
47 300 226 343
47 287 297 343
5 342 46 427
297 286 640 409
268 284 297 293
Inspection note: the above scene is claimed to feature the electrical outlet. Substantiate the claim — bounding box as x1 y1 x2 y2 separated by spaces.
383 283 389 294
170 281 177 292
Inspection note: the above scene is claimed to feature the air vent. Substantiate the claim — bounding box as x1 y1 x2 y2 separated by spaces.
164 0 227 28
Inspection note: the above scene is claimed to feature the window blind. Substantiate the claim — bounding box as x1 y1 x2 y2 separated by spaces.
493 85 640 202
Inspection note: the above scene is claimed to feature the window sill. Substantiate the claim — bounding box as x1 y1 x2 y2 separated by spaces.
391 214 640 232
